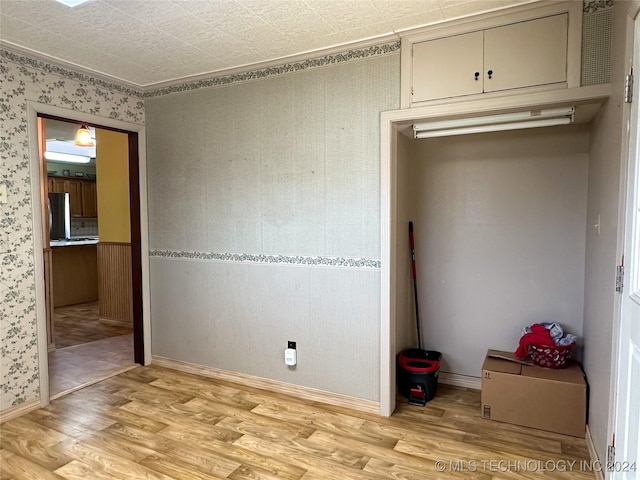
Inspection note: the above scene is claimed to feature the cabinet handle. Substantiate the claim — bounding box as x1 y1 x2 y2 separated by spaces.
474 72 479 81
487 69 493 79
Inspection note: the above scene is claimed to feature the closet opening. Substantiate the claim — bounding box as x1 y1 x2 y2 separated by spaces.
379 92 608 416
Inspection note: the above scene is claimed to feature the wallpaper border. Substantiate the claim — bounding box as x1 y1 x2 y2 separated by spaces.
2 40 400 100
144 41 401 98
0 47 144 98
583 0 613 14
150 250 381 269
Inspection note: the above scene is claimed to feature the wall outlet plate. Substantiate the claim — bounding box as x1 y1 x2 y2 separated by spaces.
285 348 297 366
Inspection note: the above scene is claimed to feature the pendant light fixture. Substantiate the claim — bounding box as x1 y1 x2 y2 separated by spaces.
74 124 94 147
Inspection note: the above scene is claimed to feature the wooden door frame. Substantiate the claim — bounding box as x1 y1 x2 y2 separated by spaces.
28 102 151 407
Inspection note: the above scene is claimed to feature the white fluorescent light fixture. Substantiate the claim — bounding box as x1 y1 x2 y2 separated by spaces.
44 151 91 164
54 0 91 7
413 107 575 139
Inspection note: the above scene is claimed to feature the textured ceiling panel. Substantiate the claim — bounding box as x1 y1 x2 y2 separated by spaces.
0 0 530 88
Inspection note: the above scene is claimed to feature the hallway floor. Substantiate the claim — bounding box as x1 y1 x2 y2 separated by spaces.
53 301 132 348
49 301 136 399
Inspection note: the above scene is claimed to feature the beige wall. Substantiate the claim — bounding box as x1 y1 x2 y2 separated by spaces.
397 125 590 376
145 52 399 401
96 129 131 243
582 1 635 463
395 131 416 352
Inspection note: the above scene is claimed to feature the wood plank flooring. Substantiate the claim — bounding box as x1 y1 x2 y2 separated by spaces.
54 301 132 349
1 366 597 479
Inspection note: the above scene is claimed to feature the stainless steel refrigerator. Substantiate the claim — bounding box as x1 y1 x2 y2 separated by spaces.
48 192 71 240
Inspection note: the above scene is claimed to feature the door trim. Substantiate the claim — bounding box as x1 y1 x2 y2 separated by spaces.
27 101 151 408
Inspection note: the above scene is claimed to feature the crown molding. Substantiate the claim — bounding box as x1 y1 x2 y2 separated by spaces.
0 41 144 96
143 38 400 98
1 34 400 99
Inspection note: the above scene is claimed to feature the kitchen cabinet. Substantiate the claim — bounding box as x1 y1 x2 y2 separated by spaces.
411 14 568 103
48 176 66 193
66 179 83 216
47 176 97 218
51 243 98 307
81 180 97 217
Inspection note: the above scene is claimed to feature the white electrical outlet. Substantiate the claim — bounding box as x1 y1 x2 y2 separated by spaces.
0 184 7 204
285 348 297 366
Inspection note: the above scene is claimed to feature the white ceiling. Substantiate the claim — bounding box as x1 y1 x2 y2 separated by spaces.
0 0 530 89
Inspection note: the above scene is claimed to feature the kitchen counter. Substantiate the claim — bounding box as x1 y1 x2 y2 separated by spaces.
50 237 98 247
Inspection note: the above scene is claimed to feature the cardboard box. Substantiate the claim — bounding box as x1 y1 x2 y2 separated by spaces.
481 349 587 437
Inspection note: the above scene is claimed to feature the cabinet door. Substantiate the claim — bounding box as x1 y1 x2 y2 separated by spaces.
483 14 567 93
412 30 484 102
81 180 97 217
64 179 83 216
49 177 66 193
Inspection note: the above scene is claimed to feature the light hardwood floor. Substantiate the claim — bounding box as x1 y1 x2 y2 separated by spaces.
1 366 596 480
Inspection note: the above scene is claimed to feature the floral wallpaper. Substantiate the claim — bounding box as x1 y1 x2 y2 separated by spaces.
0 47 144 411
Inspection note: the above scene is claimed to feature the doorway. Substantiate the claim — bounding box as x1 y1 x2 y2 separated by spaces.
33 110 146 401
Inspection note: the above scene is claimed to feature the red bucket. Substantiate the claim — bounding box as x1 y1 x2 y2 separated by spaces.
396 349 441 403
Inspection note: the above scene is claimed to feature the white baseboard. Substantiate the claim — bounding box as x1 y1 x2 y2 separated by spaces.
0 398 41 423
439 372 482 390
585 425 605 480
152 356 380 415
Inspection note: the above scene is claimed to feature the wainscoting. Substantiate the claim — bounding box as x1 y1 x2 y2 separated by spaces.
98 242 133 324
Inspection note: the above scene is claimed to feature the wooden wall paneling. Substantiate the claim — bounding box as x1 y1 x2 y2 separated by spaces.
98 242 133 325
43 248 56 351
38 117 56 351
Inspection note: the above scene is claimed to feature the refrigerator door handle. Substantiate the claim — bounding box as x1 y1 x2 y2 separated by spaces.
48 197 52 237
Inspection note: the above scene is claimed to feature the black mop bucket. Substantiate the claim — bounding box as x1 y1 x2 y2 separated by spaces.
397 349 441 405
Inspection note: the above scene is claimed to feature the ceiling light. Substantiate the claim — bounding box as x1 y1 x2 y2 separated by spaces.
45 151 91 164
413 107 575 139
74 124 94 147
53 0 91 7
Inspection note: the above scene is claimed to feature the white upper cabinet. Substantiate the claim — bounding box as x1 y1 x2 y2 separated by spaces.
483 14 568 93
401 2 581 108
412 30 484 101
